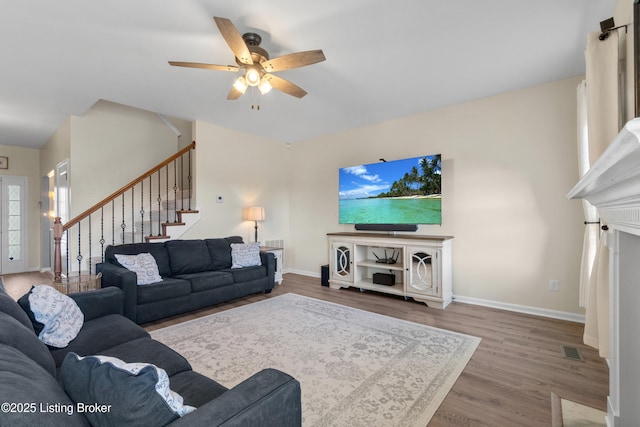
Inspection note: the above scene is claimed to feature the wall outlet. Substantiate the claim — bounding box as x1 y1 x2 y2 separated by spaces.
549 279 559 292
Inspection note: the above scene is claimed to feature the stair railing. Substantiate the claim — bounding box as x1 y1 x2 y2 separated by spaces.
53 141 196 282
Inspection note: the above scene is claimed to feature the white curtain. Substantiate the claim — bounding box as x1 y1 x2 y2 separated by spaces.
576 81 599 308
583 229 610 358
581 30 620 355
585 31 620 162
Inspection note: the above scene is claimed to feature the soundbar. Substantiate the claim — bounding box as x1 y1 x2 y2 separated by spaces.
354 224 418 232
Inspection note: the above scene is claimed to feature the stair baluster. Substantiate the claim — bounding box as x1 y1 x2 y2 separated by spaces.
53 142 197 282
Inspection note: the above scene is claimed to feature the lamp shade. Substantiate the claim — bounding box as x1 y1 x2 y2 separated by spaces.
244 206 265 221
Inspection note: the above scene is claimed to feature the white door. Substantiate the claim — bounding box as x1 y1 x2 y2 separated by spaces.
0 176 27 274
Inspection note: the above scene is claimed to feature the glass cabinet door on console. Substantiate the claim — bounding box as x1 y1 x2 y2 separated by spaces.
405 247 440 298
330 242 353 282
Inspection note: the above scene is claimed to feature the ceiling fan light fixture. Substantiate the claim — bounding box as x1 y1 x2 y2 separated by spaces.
258 77 272 95
245 68 261 86
233 76 248 93
171 17 325 100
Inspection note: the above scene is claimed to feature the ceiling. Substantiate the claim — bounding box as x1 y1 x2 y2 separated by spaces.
1 0 616 149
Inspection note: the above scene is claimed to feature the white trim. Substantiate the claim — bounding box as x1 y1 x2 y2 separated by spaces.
452 295 585 324
285 268 319 278
157 114 182 137
286 270 586 323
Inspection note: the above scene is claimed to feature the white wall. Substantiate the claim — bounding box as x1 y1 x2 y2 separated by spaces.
289 76 585 315
183 121 291 263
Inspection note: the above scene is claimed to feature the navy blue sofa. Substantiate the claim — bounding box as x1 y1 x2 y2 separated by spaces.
97 237 274 324
0 285 301 426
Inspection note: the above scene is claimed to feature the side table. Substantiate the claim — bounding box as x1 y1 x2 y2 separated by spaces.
260 246 283 285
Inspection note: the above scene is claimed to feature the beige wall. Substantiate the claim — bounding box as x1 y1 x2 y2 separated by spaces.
288 76 585 314
183 121 291 257
0 144 42 271
26 76 587 316
69 100 190 217
34 100 192 271
39 100 192 219
39 117 71 179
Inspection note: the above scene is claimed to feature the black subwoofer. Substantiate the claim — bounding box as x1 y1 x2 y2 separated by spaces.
321 265 329 286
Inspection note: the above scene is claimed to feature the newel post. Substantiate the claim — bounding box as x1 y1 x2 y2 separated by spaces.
53 217 63 282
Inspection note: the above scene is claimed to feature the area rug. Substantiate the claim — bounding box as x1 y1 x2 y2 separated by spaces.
150 293 480 426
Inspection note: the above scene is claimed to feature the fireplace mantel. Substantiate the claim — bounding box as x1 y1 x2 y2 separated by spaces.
568 118 640 233
568 118 640 426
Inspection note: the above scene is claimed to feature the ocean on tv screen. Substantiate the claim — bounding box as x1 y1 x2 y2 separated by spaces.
339 196 441 224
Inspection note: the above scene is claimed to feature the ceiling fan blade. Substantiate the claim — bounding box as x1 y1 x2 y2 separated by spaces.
263 73 307 98
261 50 326 72
213 16 253 65
226 86 244 100
168 61 238 72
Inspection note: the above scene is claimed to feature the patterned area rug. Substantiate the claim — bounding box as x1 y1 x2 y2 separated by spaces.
151 294 480 426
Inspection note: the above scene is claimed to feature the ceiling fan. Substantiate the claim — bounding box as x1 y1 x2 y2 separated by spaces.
169 16 326 100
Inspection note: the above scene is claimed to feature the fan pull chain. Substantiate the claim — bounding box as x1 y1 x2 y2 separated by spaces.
250 87 261 110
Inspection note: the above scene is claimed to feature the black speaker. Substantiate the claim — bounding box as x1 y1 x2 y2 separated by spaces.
321 265 329 286
372 272 395 286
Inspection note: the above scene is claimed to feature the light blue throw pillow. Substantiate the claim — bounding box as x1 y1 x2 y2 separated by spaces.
230 242 261 268
28 285 83 348
115 252 163 285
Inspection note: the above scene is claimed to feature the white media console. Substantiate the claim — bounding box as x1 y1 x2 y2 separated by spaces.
327 232 453 309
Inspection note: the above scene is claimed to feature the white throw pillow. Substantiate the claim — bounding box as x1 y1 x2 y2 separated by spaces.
28 285 84 348
230 242 261 268
115 253 162 285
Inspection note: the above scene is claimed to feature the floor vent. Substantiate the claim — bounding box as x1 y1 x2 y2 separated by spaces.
561 345 585 362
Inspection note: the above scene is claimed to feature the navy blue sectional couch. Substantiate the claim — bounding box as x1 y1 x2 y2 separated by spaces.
0 285 301 426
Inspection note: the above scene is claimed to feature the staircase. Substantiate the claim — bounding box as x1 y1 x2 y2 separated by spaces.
124 190 199 243
53 142 198 280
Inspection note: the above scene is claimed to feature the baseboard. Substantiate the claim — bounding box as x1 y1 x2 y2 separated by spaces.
284 271 586 323
550 392 563 427
453 295 585 324
285 268 320 278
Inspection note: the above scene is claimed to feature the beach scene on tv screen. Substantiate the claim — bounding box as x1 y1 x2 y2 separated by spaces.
339 154 442 224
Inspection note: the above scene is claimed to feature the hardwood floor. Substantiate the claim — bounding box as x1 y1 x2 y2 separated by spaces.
0 271 54 300
146 274 609 426
2 272 608 426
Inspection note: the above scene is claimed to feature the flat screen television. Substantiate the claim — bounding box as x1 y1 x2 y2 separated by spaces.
339 154 441 230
